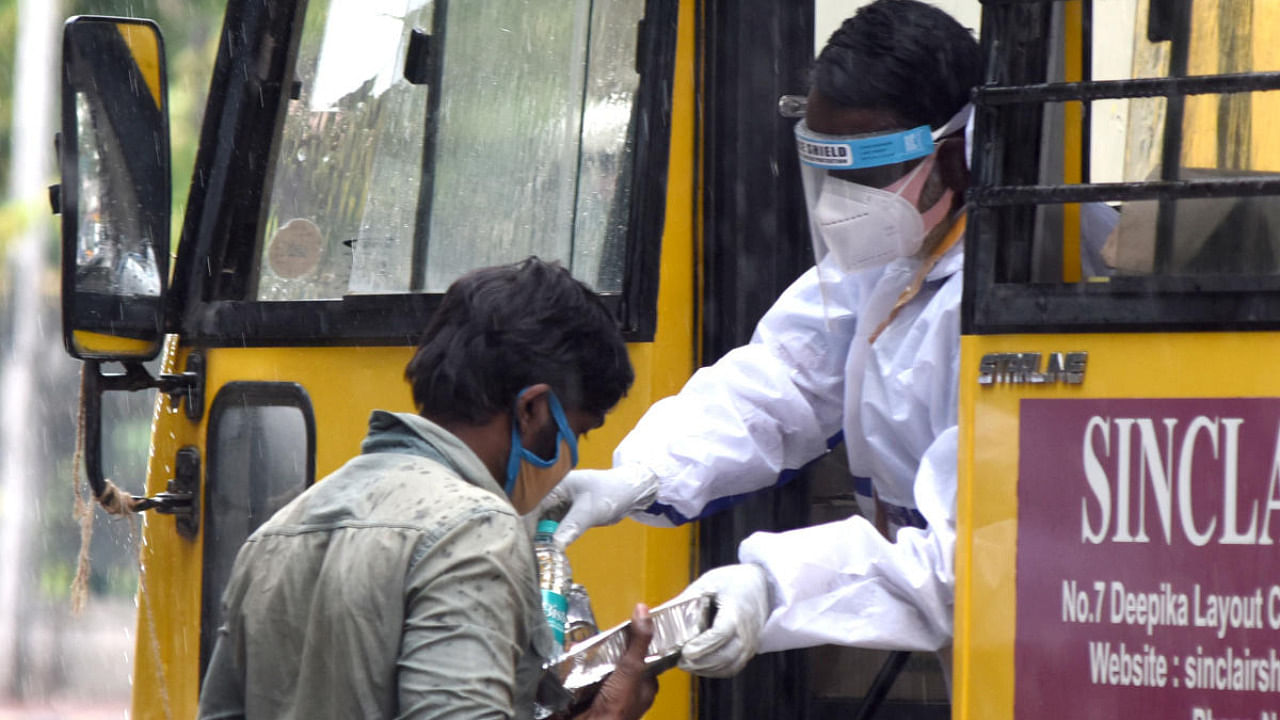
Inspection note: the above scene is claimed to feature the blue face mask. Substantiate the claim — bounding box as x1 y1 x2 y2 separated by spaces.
505 388 579 513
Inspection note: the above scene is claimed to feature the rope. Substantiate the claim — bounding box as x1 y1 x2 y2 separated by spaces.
97 478 142 515
71 366 144 614
71 366 93 615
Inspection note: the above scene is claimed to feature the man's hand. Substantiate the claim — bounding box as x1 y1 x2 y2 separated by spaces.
677 564 771 678
535 466 659 546
578 604 658 720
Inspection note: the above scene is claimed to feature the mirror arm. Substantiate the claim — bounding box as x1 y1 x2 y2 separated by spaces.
81 360 109 502
93 354 204 419
81 355 205 525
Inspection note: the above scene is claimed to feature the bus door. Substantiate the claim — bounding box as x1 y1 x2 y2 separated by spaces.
955 0 1280 717
57 1 694 717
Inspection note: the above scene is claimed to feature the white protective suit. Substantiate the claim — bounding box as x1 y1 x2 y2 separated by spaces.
617 219 966 655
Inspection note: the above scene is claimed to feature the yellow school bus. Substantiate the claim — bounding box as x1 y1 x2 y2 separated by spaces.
58 0 1280 718
56 1 841 717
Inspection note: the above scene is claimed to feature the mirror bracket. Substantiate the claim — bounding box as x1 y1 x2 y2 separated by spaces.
95 351 204 420
82 352 205 530
160 352 204 420
134 446 200 539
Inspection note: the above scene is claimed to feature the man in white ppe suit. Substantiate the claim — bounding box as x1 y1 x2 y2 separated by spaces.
540 0 980 678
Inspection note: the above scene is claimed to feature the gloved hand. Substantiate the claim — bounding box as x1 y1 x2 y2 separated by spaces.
676 563 771 678
535 465 660 546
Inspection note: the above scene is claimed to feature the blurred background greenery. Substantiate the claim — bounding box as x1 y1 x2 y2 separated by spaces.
0 0 224 711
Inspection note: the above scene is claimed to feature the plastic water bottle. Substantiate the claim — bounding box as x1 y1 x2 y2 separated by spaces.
534 519 571 655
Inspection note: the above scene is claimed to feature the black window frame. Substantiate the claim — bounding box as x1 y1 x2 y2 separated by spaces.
199 381 317 681
169 0 678 348
962 0 1280 336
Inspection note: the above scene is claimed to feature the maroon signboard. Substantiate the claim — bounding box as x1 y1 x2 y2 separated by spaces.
1017 398 1280 720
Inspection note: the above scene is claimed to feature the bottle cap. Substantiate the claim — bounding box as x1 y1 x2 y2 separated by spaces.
537 519 559 535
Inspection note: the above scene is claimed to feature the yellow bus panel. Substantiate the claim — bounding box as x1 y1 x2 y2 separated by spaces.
956 332 1280 719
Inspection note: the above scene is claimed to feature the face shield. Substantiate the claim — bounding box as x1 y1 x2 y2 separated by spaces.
793 104 972 279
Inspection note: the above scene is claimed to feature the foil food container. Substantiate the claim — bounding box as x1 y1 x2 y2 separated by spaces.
537 593 715 714
564 583 598 646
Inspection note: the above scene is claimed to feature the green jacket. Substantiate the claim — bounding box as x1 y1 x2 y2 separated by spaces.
198 411 551 719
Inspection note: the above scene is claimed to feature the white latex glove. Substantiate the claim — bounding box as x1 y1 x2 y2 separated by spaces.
676 563 771 678
536 465 659 546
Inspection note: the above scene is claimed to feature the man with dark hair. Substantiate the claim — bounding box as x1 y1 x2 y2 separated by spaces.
198 258 653 719
540 0 982 681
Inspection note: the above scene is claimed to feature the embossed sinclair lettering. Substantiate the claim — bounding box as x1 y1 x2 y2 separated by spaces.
1080 417 1280 546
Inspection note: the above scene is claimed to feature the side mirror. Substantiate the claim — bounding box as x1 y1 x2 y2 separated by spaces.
58 16 169 361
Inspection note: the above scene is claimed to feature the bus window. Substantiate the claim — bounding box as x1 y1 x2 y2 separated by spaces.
1091 0 1280 278
968 0 1280 332
254 0 643 301
200 383 316 678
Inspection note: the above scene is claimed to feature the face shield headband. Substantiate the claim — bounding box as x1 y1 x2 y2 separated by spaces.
794 103 971 179
795 123 935 173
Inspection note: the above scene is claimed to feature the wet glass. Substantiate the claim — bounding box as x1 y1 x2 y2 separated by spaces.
568 0 644 293
74 91 163 299
256 0 433 300
255 0 643 300
201 401 310 675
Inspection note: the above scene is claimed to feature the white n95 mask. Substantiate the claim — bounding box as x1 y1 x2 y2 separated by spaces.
811 156 940 273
